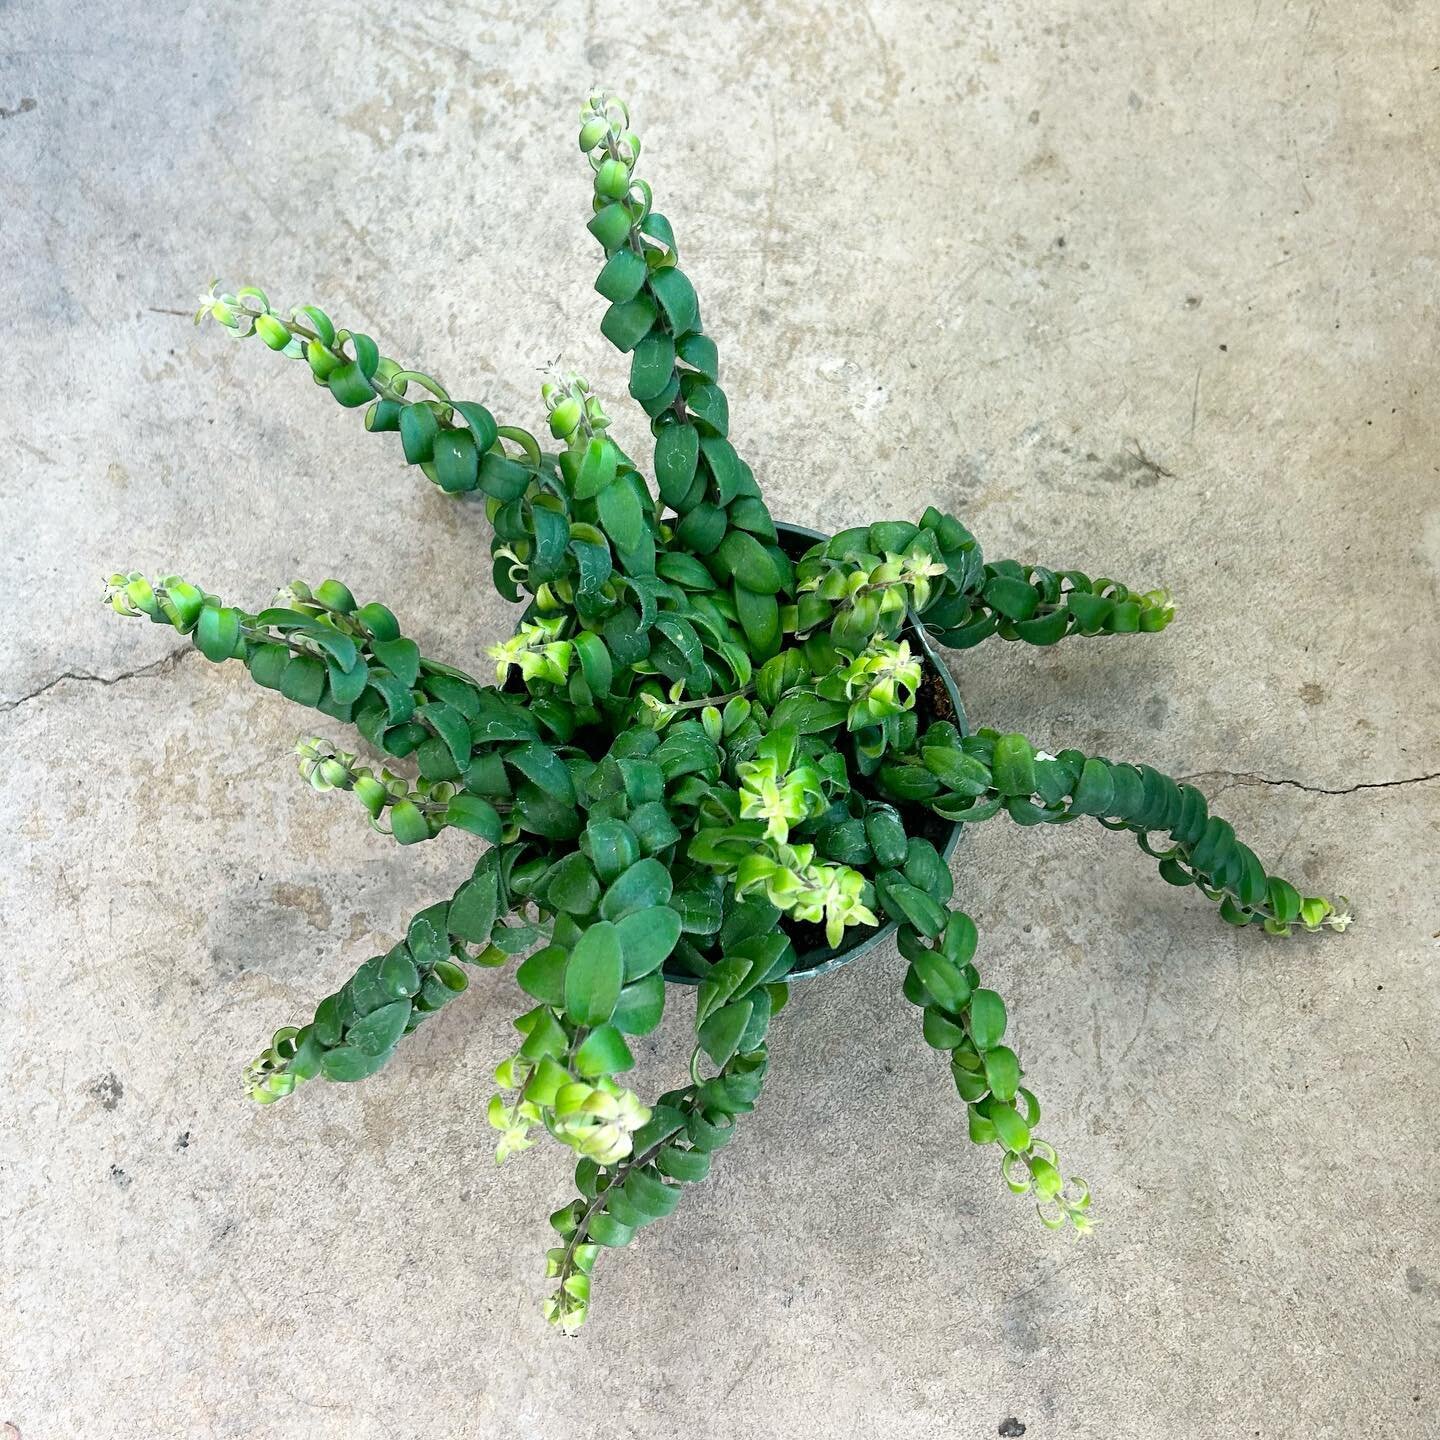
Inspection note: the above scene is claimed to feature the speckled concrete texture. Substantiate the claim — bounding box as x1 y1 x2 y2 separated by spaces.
2 3 1437 1437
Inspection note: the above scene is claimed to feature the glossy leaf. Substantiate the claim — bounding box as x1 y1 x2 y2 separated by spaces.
348 999 411 1057
597 481 646 553
648 267 699 335
968 989 1007 1050
654 422 700 507
612 972 665 1035
698 997 753 1068
564 923 624 1025
600 858 673 920
574 1023 635 1077
614 905 683 979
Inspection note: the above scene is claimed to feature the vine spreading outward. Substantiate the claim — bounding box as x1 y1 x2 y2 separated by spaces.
109 92 1349 1332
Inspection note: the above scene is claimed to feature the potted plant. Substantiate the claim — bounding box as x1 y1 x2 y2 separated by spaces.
107 91 1349 1332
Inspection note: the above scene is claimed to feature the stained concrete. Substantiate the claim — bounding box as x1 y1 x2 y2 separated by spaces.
2 2 1438 1436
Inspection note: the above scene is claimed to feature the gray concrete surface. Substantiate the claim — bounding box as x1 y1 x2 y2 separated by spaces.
2 2 1437 1436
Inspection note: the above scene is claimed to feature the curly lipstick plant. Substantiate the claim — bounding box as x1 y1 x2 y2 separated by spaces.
109 92 1349 1332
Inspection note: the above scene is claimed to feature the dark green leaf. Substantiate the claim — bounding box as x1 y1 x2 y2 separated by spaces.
698 997 753 1068
447 871 500 944
507 742 576 806
347 999 411 1056
514 781 582 840
571 539 614 598
600 858 673 920
685 383 728 437
648 267 699 334
983 574 1040 622
656 1146 710 1182
400 404 441 464
479 451 532 502
517 945 568 1005
699 435 744 504
597 480 646 553
327 362 375 407
246 643 288 690
417 701 472 770
320 1045 391 1082
280 654 325 706
902 838 949 899
983 1044 1020 1102
431 428 479 493
379 949 421 999
912 948 969 1012
1014 610 1069 645
769 693 848 735
544 852 601 915
952 1059 990 1103
363 670 413 725
942 910 979 968
879 878 947 938
416 735 460 782
287 1026 326 1081
675 502 727 554
389 800 431 845
654 423 700 507
733 585 780 660
612 971 665 1034
584 818 640 883
627 800 682 856
563 922 624 1025
685 1109 735 1153
968 988 1007 1050
1069 758 1115 817
587 1212 634 1248
586 201 633 252
595 248 648 302
407 903 450 969
599 295 657 352
864 808 908 868
529 505 571 583
717 531 783 594
991 734 1036 797
923 1006 966 1049
451 401 498 453
630 331 676 401
653 615 705 673
573 438 618 500
312 993 345 1047
372 637 420 688
676 331 718 380
195 605 240 662
630 1104 687 1155
326 654 370 706
614 905 683 979
622 1164 682 1219
444 794 502 841
657 728 722 786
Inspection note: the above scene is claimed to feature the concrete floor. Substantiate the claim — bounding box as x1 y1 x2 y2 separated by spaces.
3 2 1437 1436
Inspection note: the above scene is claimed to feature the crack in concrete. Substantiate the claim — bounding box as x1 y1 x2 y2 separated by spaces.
2 653 1436 811
0 647 192 714
1179 768 1440 798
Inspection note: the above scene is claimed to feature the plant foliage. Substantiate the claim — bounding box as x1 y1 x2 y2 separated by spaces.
108 92 1349 1332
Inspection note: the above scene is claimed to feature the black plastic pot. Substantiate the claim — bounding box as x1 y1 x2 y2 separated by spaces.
665 520 967 985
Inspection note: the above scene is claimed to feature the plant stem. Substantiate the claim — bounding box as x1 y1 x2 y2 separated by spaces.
556 1089 698 1277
